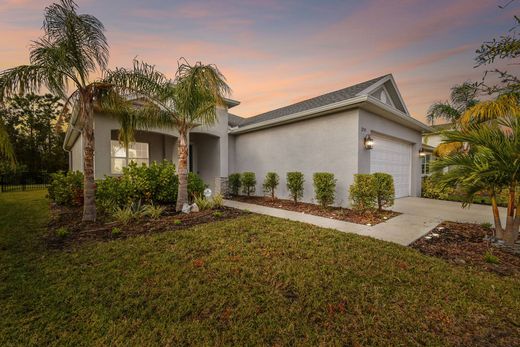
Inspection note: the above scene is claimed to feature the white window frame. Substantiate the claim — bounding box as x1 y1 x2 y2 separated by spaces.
421 154 432 176
110 140 149 174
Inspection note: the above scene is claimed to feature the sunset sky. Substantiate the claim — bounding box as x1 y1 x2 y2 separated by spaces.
0 0 518 122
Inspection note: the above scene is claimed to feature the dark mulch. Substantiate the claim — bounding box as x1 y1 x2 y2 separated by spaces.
46 204 248 249
230 196 399 225
411 221 520 277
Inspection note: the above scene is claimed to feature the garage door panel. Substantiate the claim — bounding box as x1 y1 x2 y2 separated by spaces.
370 135 411 198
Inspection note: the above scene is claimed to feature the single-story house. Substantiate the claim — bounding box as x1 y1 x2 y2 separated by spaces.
64 74 432 206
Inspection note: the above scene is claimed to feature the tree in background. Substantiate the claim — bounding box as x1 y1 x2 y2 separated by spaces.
426 82 480 126
2 94 67 173
0 110 14 165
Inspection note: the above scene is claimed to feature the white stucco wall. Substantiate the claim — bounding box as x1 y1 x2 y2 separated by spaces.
231 109 359 206
70 134 83 172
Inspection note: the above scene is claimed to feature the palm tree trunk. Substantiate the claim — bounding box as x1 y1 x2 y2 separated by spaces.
503 185 518 245
490 193 504 239
176 128 189 212
81 91 96 222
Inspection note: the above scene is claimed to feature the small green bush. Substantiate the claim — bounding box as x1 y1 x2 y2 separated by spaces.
263 172 279 199
112 201 145 224
481 222 492 229
421 175 454 200
188 172 206 201
484 250 500 264
48 171 84 206
373 172 395 211
194 196 213 211
286 172 304 203
55 227 69 238
241 172 256 197
213 211 223 218
142 204 165 219
212 194 224 208
228 173 241 196
313 172 336 208
349 174 377 212
96 160 179 210
111 227 122 236
173 219 182 226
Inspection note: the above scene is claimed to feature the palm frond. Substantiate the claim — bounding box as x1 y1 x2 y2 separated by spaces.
0 65 55 101
427 102 460 124
460 93 519 124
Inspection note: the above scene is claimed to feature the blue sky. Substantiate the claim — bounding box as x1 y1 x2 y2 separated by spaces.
0 0 518 122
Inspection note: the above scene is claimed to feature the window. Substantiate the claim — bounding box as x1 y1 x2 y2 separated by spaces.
110 140 149 174
421 154 432 175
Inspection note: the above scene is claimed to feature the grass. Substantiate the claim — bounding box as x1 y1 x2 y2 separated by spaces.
1 191 519 346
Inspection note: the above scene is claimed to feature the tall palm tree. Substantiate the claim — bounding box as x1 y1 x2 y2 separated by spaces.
426 82 479 125
432 115 520 245
0 0 114 221
106 59 230 211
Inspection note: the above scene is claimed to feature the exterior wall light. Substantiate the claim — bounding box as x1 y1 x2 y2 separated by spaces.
419 147 426 156
364 134 374 150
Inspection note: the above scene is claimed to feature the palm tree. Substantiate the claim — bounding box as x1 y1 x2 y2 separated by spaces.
426 82 479 125
0 0 113 221
432 115 520 245
106 59 230 211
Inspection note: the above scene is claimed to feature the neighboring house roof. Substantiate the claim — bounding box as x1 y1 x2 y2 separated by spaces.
228 113 245 127
231 74 432 134
239 74 391 127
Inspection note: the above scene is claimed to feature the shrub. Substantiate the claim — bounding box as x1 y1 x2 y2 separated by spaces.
55 227 69 238
313 172 336 208
142 204 165 219
48 171 84 206
228 173 241 196
96 161 182 210
173 219 182 226
241 172 256 196
112 201 145 224
481 222 492 229
349 174 377 212
421 175 454 200
188 172 205 201
212 194 224 208
373 172 395 211
262 172 279 199
213 211 223 218
194 196 213 211
286 172 304 203
111 227 122 236
484 250 500 264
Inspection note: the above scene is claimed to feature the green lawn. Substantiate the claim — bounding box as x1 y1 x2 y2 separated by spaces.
1 191 519 346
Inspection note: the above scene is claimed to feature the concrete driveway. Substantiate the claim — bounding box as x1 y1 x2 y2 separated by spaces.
224 197 504 246
393 197 504 225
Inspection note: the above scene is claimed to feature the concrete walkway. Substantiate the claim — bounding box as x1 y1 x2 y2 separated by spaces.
224 198 503 246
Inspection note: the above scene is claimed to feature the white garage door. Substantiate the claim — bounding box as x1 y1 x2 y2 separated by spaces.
370 134 411 198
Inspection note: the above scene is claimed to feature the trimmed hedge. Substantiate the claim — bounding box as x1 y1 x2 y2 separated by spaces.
287 172 304 203
349 174 377 212
263 172 279 199
48 171 84 206
313 172 336 208
228 173 241 196
241 172 256 196
373 172 395 211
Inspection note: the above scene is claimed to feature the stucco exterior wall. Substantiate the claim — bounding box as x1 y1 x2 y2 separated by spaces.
357 109 423 196
232 109 359 206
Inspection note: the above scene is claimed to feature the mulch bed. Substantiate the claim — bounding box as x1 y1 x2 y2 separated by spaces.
230 196 399 225
46 204 248 249
411 221 520 277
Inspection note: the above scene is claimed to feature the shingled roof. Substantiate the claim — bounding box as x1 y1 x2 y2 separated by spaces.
235 74 390 127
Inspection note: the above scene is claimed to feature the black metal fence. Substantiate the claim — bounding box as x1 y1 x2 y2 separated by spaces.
0 172 51 193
